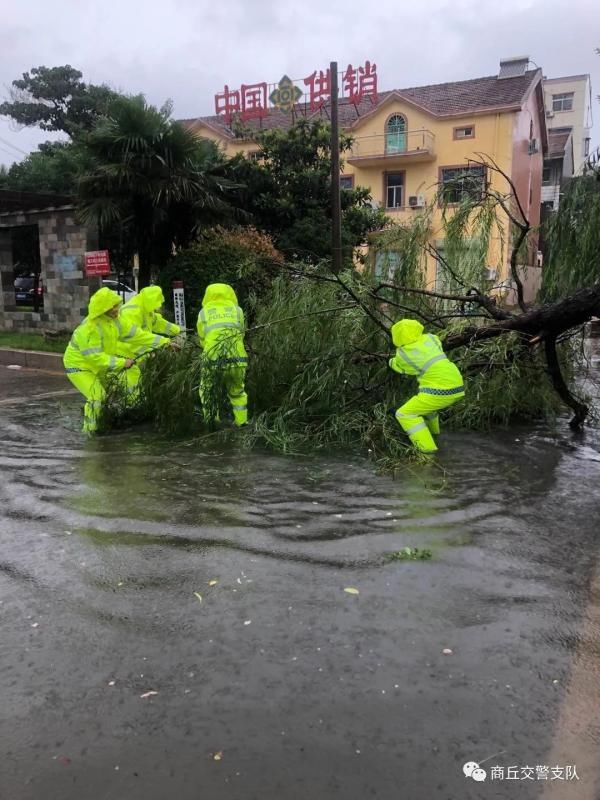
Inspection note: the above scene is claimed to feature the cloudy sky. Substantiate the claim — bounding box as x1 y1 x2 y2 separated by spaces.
1 0 598 166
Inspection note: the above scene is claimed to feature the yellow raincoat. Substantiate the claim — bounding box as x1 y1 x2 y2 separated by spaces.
63 287 140 433
119 286 180 358
196 283 248 426
389 319 465 453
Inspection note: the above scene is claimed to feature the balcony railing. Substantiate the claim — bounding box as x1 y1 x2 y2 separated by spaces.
347 130 436 165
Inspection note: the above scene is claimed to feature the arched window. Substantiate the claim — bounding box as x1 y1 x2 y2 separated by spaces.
386 114 407 154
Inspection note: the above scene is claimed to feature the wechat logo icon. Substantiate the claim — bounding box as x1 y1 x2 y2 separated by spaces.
463 761 487 782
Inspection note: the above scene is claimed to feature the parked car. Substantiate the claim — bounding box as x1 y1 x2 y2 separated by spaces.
102 279 137 303
14 274 44 308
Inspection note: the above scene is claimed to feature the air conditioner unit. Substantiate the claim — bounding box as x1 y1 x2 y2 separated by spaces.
408 194 425 208
483 267 497 281
546 110 555 118
528 138 539 155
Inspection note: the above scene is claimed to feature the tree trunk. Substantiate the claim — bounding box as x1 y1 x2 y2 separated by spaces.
444 284 600 351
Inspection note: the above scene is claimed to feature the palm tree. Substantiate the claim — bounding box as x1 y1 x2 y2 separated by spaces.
77 95 236 286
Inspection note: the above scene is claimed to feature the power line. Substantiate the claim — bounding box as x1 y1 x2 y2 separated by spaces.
0 135 29 156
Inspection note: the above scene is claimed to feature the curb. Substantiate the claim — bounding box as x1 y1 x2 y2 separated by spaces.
0 348 63 371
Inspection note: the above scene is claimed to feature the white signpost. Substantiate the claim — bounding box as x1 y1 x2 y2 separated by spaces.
172 280 187 336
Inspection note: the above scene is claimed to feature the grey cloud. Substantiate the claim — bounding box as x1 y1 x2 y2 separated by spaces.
0 0 597 166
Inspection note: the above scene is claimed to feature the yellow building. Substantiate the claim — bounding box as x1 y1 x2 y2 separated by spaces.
183 57 547 298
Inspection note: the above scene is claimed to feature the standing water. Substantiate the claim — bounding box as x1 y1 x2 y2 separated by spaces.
1 350 599 800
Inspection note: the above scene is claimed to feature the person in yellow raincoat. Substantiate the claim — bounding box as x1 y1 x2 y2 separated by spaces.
389 319 465 453
196 283 248 426
119 286 181 359
63 288 140 433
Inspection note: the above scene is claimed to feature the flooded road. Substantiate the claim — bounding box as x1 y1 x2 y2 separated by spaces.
1 364 600 799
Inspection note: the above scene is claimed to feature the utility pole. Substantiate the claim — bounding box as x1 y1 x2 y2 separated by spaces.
330 61 342 274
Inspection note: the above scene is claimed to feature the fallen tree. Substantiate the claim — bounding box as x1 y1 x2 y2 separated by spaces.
100 157 599 462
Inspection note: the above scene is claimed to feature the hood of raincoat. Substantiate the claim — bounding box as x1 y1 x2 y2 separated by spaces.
391 319 424 347
202 283 238 306
138 286 164 312
88 287 122 319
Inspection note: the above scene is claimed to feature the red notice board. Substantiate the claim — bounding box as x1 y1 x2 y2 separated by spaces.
85 250 111 276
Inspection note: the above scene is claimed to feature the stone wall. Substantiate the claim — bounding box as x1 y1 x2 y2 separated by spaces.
0 205 100 334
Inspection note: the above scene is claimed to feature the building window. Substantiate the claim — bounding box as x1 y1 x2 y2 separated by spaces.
453 125 475 140
385 114 407 154
247 150 264 162
374 250 402 281
340 175 354 190
552 93 574 112
584 137 590 157
440 165 486 204
385 172 404 208
542 165 552 185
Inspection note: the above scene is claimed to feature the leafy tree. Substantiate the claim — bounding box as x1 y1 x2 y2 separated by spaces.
0 141 91 194
226 120 387 265
158 226 283 323
77 95 238 287
0 65 119 137
542 176 600 300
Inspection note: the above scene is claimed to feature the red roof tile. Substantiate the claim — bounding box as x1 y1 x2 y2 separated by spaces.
180 70 541 138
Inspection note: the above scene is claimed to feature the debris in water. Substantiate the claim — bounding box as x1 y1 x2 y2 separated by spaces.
140 691 158 699
244 620 252 626
194 592 203 603
30 622 39 628
213 751 223 761
442 648 453 655
6 364 22 370
108 680 116 686
387 547 432 561
208 580 218 587
344 587 360 595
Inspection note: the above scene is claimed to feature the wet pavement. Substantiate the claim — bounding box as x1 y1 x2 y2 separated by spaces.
1 363 600 799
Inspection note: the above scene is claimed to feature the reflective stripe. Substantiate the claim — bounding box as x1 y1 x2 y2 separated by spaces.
165 323 178 335
65 367 84 373
218 357 248 365
203 322 242 334
199 309 207 323
419 386 465 396
395 411 419 419
419 353 448 373
116 319 122 336
127 304 140 310
108 356 118 369
397 347 447 376
68 339 80 351
151 335 163 348
232 404 247 411
406 421 428 435
122 324 138 341
395 347 421 372
81 347 102 356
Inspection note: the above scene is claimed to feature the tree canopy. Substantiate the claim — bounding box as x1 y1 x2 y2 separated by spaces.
0 65 119 137
226 120 387 265
77 94 239 285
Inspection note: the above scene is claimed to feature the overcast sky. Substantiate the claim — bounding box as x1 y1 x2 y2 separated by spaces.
1 0 598 166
